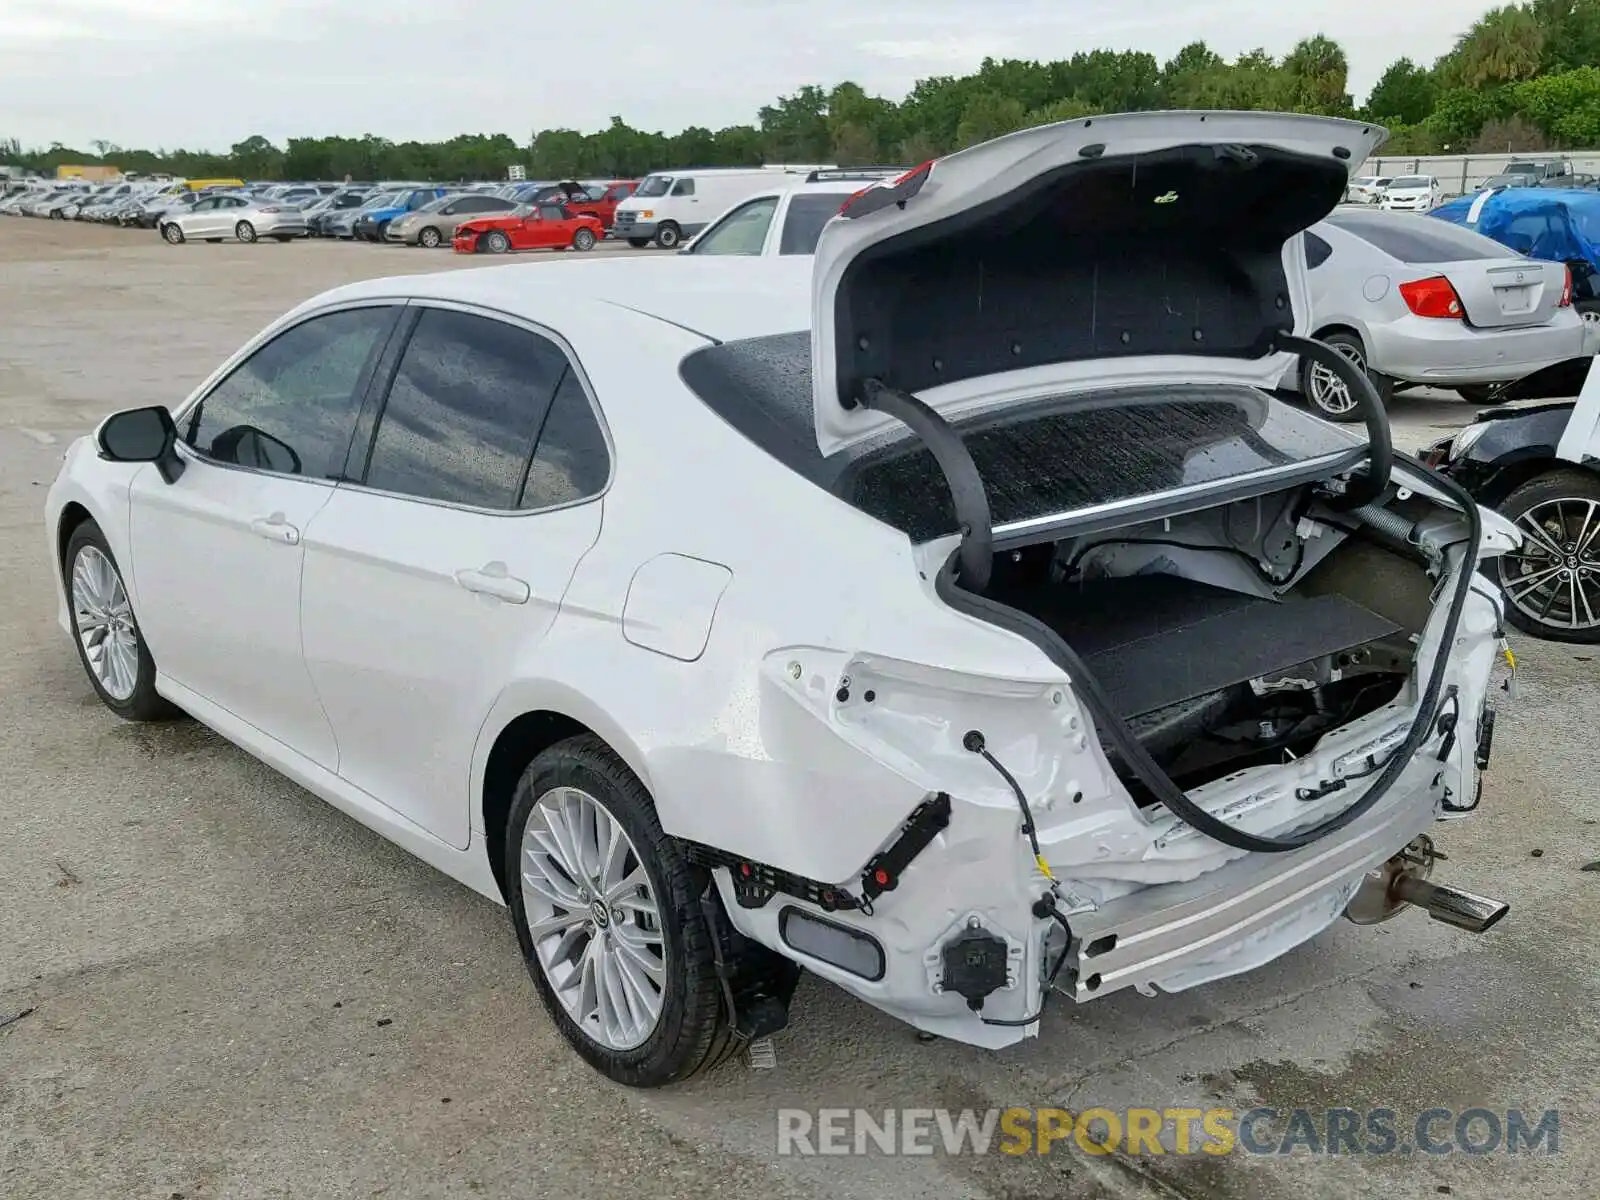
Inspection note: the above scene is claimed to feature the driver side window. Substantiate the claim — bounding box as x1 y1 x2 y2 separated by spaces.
183 306 398 479
689 196 778 255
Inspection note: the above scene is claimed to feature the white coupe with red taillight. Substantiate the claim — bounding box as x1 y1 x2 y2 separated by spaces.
1288 206 1588 417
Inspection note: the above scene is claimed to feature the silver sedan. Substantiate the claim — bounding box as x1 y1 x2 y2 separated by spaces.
1284 207 1592 419
159 194 308 245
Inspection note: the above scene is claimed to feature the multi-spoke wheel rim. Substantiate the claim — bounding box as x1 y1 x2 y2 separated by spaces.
1308 343 1365 416
71 545 140 701
520 787 666 1051
1502 497 1600 632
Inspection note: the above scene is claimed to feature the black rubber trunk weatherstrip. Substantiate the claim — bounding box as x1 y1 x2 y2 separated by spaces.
937 456 1482 854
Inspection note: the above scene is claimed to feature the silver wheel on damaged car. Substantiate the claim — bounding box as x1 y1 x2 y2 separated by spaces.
1497 473 1600 641
72 544 139 701
520 785 666 1051
1306 340 1366 419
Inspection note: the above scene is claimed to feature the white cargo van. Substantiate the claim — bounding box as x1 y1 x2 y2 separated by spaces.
612 165 833 248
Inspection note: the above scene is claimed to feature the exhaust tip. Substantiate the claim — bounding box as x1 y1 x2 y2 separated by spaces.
1393 875 1510 934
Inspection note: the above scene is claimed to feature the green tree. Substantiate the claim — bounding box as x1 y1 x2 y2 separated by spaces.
1441 4 1545 88
1364 58 1438 124
1426 87 1497 145
954 92 1027 149
1281 35 1352 115
1512 66 1600 144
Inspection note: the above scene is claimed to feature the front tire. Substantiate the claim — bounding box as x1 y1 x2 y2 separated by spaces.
506 736 734 1088
235 221 257 243
654 222 681 249
161 222 185 245
418 226 441 248
1494 469 1600 643
572 227 596 252
1300 330 1390 422
63 521 176 721
483 230 512 254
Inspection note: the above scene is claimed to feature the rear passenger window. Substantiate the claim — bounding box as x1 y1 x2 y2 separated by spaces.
361 309 570 509
1303 232 1333 269
184 306 396 479
522 369 609 508
670 178 695 197
779 193 849 255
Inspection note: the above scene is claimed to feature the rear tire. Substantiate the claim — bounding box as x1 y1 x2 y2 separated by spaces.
1300 330 1390 423
654 222 682 249
505 736 735 1088
1494 469 1600 643
63 520 178 722
235 221 257 243
375 220 391 242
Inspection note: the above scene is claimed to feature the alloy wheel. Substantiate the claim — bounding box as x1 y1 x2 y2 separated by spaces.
519 786 666 1052
1502 498 1600 633
71 545 140 702
1308 343 1365 416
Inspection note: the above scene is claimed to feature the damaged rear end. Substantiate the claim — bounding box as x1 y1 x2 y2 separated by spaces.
753 112 1520 1044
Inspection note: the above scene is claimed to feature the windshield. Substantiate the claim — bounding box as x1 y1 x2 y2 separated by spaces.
414 194 453 214
1505 163 1543 175
1391 176 1429 188
360 192 401 211
634 175 673 198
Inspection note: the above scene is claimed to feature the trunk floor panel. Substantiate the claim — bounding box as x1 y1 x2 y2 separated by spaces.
988 574 1402 718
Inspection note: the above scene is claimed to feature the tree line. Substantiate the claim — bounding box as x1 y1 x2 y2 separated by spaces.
6 2 1600 183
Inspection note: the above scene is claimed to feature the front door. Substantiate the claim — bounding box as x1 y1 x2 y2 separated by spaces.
185 197 221 236
300 303 611 847
128 303 401 768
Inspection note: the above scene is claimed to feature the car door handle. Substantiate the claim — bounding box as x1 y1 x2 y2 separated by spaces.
249 513 300 545
455 562 530 604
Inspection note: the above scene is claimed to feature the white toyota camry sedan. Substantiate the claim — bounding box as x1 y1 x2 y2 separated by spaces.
47 111 1519 1088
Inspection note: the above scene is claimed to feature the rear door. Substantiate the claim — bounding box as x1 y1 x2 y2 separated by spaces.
298 303 610 847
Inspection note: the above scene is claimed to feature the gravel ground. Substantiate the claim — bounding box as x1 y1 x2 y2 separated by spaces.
1 220 1597 1200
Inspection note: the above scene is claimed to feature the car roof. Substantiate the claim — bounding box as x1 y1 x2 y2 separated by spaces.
304 256 814 344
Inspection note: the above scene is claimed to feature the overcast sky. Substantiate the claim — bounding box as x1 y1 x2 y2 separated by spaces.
4 0 1496 151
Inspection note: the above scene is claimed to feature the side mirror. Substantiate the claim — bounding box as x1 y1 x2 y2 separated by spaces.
209 424 302 475
97 405 185 483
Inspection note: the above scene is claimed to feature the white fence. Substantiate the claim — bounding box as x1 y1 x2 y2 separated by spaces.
1356 151 1600 198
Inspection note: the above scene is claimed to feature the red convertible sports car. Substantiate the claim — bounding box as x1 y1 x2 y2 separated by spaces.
452 202 606 255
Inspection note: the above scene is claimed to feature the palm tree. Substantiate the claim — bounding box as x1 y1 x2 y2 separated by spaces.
1445 4 1545 87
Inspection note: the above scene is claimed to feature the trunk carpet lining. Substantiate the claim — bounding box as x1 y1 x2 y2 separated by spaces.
985 574 1402 719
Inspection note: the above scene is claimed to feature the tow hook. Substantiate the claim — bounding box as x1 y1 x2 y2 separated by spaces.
1345 835 1509 933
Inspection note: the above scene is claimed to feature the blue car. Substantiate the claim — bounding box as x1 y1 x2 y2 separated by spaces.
351 187 449 242
1433 187 1600 313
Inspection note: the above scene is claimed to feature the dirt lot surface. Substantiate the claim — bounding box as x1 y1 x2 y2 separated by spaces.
2 219 1597 1200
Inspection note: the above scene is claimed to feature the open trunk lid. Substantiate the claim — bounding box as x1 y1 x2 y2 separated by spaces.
808 110 1386 455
